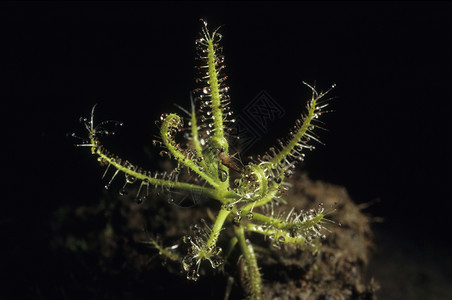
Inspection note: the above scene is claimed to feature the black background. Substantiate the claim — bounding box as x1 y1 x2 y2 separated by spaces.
3 1 452 299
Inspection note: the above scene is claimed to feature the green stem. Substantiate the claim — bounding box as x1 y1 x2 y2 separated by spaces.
206 207 231 251
206 39 228 152
244 211 325 232
144 236 180 262
90 142 220 201
190 100 209 173
161 113 219 188
234 226 262 300
245 223 320 252
269 98 318 166
246 212 285 228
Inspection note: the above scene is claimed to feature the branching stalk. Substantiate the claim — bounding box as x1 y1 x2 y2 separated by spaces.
77 19 334 300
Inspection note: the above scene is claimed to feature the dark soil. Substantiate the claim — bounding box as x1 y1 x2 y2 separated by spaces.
45 172 377 300
260 173 377 300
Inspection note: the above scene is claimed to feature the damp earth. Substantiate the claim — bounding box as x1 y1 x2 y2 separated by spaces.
49 172 378 299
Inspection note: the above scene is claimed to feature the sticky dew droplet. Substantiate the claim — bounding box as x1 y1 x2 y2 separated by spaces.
187 270 200 281
218 169 228 182
183 235 192 244
211 256 224 268
226 203 233 211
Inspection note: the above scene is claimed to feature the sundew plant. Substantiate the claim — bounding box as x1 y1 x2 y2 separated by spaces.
76 20 335 299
